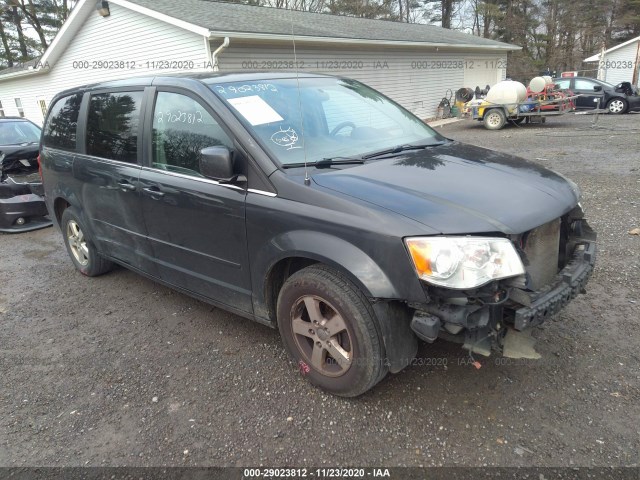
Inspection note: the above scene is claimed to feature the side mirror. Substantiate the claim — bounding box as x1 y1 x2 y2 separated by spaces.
200 146 234 180
593 85 602 92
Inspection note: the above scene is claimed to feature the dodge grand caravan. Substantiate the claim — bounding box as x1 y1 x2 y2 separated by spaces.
40 73 596 397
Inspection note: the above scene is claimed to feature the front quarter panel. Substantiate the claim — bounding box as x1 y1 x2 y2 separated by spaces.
245 186 429 323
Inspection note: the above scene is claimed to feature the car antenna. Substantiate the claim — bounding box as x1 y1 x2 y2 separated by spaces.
289 7 310 185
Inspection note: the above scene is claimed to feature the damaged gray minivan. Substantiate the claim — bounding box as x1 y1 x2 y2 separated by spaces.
41 73 596 396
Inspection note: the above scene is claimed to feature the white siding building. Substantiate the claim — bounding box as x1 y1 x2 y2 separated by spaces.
0 0 519 125
584 36 640 87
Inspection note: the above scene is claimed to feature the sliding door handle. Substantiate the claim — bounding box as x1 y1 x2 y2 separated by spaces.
142 186 165 198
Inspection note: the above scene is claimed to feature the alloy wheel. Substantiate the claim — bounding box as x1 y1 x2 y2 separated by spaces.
290 295 353 377
67 220 89 266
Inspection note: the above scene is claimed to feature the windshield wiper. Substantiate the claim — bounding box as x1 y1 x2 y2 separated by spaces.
281 157 365 169
315 157 364 168
362 141 447 160
280 142 446 169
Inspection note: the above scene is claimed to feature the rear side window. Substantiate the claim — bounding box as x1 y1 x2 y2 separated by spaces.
43 94 82 150
86 91 143 163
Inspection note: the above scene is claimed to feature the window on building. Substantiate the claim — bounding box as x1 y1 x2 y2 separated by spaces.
38 99 47 118
152 91 232 177
15 98 24 117
86 91 143 163
43 94 83 150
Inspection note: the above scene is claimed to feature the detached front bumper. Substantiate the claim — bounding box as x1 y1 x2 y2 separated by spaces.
0 178 52 233
513 239 596 330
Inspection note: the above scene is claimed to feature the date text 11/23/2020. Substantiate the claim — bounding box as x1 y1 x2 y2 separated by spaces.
243 468 391 478
68 59 509 71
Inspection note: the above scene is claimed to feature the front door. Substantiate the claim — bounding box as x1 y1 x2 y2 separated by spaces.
138 89 252 313
572 78 606 109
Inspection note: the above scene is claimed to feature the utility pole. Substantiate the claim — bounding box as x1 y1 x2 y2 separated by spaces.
632 41 640 88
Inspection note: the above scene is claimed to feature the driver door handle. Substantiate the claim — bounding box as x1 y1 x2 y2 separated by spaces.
117 180 136 192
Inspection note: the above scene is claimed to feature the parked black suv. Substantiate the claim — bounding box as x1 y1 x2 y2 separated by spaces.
41 73 596 396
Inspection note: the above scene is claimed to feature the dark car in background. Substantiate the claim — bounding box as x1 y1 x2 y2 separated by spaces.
40 73 596 396
554 76 640 114
0 117 51 233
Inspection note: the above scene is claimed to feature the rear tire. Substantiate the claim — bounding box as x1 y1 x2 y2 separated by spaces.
277 265 387 397
607 97 628 114
61 207 113 277
483 109 507 130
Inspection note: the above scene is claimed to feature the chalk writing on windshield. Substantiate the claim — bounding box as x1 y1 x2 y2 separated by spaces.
271 126 301 150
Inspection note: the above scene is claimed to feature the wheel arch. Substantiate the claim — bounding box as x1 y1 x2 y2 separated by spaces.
50 194 98 244
481 106 506 117
53 197 70 227
607 96 628 113
254 231 401 324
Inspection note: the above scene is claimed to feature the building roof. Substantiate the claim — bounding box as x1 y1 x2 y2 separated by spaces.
584 35 640 62
127 0 518 50
0 0 519 81
0 58 41 76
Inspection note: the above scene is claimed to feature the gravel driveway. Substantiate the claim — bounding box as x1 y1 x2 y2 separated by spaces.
1 113 638 468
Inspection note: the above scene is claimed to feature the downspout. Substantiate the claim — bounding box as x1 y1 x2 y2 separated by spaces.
212 37 230 72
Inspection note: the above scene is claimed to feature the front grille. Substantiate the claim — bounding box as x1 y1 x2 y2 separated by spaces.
522 219 561 290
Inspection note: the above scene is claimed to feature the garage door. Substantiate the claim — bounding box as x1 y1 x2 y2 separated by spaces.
464 58 503 90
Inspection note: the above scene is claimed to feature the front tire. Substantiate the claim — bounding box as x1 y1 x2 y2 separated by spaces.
607 98 628 114
61 207 113 277
277 265 387 397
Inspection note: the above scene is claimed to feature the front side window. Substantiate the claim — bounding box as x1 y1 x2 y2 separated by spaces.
152 91 232 177
574 79 597 90
211 77 441 166
43 94 82 150
86 91 143 163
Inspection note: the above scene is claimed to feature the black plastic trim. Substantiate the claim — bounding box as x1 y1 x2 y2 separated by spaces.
514 239 596 330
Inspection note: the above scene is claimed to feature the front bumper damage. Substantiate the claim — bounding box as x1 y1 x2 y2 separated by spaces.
409 216 597 358
513 238 596 330
0 175 52 233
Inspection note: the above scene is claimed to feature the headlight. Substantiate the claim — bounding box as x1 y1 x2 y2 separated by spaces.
405 236 525 289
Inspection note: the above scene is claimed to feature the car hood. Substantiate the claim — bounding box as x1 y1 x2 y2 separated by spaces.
312 141 579 234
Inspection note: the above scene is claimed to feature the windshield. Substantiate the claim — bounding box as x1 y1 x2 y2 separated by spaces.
0 121 41 146
211 77 441 166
